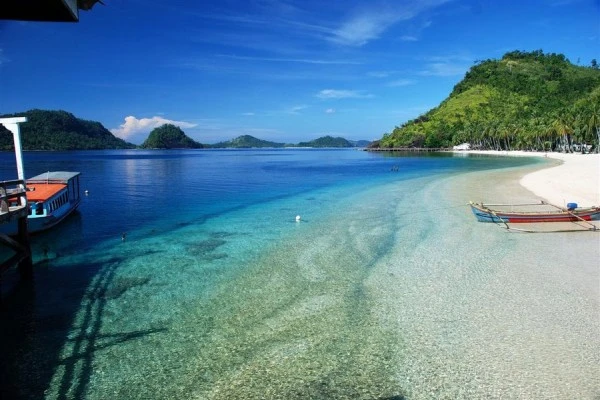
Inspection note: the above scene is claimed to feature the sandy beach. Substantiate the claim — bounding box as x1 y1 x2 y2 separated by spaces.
457 150 600 207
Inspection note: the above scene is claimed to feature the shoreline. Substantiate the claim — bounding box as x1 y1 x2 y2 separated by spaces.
454 150 600 207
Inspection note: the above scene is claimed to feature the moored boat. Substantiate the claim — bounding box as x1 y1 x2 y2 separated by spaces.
0 171 81 235
469 201 600 224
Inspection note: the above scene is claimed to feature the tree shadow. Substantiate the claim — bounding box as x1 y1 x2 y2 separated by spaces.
0 254 167 400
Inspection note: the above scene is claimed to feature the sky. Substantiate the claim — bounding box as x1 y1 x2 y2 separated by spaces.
0 0 599 145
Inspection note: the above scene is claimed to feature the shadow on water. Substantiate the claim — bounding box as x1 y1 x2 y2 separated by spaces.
0 255 167 400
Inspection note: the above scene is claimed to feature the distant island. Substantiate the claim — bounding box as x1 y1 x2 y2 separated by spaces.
0 111 371 150
295 136 353 148
208 135 370 148
371 50 600 152
139 124 203 149
0 109 135 150
209 135 286 148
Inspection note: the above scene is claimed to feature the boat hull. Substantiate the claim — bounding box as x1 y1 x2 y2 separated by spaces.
470 203 600 223
27 200 80 233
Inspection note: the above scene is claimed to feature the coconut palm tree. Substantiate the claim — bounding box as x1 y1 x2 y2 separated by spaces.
551 112 575 152
587 103 600 153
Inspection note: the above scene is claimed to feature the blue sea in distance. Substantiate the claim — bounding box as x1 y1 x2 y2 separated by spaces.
0 149 545 399
1 149 530 258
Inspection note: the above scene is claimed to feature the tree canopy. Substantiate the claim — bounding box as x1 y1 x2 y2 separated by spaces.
374 50 600 152
210 135 285 148
0 109 136 150
296 136 353 148
139 124 204 149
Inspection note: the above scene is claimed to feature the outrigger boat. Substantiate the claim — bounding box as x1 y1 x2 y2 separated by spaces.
469 201 600 232
0 171 81 235
469 201 600 223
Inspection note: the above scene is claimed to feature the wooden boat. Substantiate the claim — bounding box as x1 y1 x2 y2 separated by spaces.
469 201 600 224
0 171 81 235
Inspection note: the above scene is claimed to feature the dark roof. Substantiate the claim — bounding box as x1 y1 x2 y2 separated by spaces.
0 0 79 22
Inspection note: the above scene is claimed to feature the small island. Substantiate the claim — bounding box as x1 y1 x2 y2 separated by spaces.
209 135 286 148
139 124 203 149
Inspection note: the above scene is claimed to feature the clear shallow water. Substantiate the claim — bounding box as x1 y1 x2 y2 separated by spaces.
2 149 597 399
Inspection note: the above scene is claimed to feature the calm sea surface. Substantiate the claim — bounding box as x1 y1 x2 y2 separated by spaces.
0 149 528 255
4 149 596 399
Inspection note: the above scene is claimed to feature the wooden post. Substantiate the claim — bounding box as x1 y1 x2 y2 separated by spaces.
0 117 33 280
16 217 32 280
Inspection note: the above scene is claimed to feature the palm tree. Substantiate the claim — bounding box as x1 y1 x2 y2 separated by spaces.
551 112 574 152
587 103 600 153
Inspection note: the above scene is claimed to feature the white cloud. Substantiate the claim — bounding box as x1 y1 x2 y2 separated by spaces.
330 13 396 46
325 108 336 114
328 1 452 46
110 116 197 140
316 89 373 99
286 105 309 114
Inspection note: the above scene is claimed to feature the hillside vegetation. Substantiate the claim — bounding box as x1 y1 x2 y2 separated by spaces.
296 136 353 148
0 109 135 150
210 135 285 148
374 50 600 152
139 124 203 149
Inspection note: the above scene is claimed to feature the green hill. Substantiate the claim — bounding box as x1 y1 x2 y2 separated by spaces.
296 136 353 148
374 50 600 152
0 109 136 150
211 135 285 148
139 124 204 149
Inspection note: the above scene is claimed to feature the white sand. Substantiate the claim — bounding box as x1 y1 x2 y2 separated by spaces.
456 150 600 207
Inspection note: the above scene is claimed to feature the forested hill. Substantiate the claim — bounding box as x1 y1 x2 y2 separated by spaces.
296 136 353 148
374 50 600 151
0 109 136 150
210 135 285 148
139 124 204 149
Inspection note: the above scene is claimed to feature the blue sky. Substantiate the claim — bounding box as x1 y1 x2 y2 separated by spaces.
1 0 598 144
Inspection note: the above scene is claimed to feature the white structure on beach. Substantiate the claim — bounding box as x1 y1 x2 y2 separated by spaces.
453 142 471 151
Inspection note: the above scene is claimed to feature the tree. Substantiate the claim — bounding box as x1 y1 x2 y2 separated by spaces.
587 103 600 153
140 124 203 149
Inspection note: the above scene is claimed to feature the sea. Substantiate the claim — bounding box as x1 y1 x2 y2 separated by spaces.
1 149 598 400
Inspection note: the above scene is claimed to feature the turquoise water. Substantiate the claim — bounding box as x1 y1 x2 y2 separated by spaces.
1 150 597 399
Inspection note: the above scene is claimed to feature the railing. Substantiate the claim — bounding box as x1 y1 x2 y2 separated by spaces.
0 179 29 223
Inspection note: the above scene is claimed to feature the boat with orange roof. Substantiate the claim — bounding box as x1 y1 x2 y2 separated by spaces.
0 171 81 235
